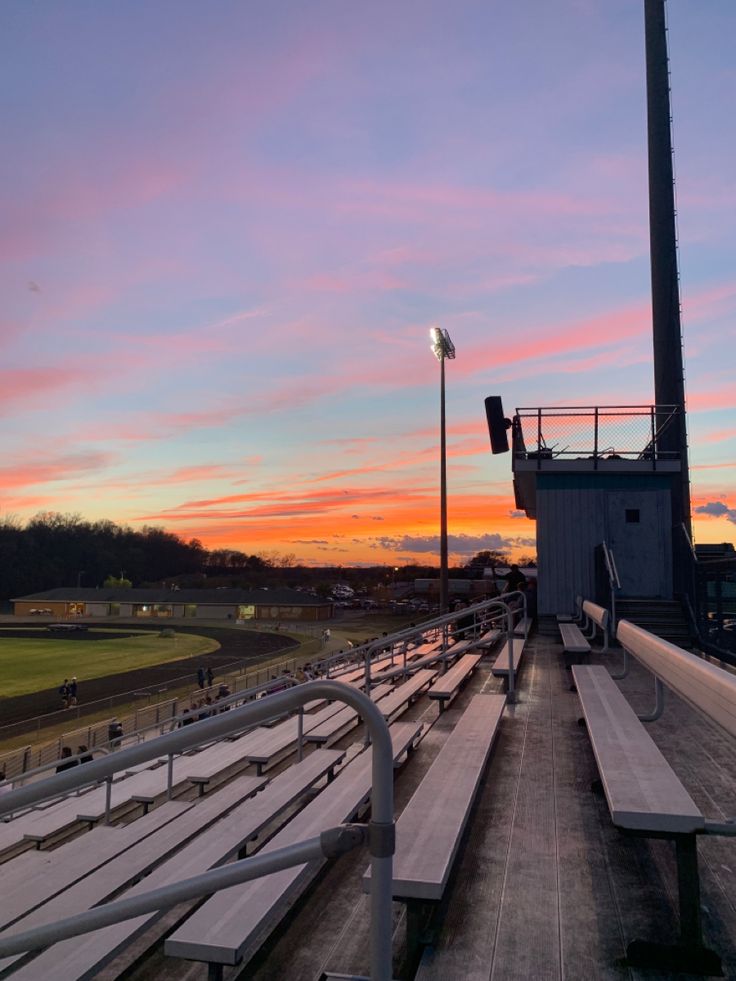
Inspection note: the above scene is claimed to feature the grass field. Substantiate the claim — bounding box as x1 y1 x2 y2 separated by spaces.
0 630 219 699
0 632 322 754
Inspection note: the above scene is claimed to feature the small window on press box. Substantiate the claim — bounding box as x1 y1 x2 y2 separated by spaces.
625 509 640 524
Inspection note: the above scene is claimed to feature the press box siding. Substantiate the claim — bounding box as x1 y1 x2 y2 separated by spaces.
536 473 673 615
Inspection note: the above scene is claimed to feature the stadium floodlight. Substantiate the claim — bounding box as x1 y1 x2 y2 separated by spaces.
429 326 456 614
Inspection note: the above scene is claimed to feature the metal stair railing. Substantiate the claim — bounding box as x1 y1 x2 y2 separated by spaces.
601 540 621 632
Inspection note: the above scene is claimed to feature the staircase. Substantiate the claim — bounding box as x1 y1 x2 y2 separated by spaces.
615 598 694 650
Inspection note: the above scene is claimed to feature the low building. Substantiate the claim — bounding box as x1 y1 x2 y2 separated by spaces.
12 587 332 622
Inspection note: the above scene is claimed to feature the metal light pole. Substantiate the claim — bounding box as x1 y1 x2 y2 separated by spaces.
430 327 456 615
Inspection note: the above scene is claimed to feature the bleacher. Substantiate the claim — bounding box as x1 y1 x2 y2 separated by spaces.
0 596 552 980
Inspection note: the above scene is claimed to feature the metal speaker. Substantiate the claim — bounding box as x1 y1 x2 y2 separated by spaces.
484 396 511 454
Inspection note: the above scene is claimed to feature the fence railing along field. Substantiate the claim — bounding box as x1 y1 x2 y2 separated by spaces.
0 635 321 780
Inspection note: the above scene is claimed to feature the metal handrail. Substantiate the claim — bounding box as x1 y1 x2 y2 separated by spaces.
3 673 301 795
0 681 396 981
601 541 620 632
681 521 698 563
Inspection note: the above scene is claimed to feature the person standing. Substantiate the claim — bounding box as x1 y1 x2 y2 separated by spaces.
68 677 78 706
107 718 123 749
0 770 12 797
206 665 214 688
56 747 78 772
59 679 69 709
197 666 206 689
501 564 527 593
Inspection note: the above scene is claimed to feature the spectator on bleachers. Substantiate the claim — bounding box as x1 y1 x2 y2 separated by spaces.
108 718 123 749
56 747 78 772
77 745 93 764
453 602 475 640
501 564 527 593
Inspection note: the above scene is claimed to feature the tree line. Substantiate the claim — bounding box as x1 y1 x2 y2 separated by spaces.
0 513 535 602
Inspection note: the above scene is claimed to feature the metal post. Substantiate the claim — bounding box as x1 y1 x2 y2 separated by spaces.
297 707 304 763
507 608 516 704
439 351 449 616
639 676 665 722
594 406 599 469
167 753 174 800
104 776 113 825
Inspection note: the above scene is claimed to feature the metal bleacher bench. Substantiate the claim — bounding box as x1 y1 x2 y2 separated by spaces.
572 618 736 976
164 722 423 979
559 622 590 658
0 772 268 976
376 669 436 723
305 683 394 746
363 693 506 961
428 654 482 712
490 635 526 683
556 594 583 623
3 750 345 980
0 800 193 932
560 600 610 661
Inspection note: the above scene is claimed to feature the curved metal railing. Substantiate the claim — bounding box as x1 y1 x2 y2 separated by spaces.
0 681 396 980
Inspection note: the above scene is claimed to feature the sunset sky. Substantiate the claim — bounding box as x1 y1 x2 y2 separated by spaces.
1 0 734 566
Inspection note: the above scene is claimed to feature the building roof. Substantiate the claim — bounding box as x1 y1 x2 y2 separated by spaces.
11 587 329 606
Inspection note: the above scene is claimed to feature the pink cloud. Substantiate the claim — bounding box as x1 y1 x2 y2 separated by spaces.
700 428 736 445
0 451 113 491
687 385 736 413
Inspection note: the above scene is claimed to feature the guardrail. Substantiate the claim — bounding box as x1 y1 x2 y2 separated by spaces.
0 648 307 782
0 591 527 794
316 592 527 704
512 404 681 467
0 681 396 981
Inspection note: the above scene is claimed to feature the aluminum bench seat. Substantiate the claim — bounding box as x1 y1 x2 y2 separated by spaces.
305 684 394 746
5 751 345 981
572 665 702 833
243 701 358 769
427 655 482 712
572 659 721 975
0 800 193 932
476 627 501 648
364 693 505 899
559 622 591 656
164 722 423 975
513 616 532 637
490 637 526 679
0 773 268 976
0 788 100 854
376 670 436 723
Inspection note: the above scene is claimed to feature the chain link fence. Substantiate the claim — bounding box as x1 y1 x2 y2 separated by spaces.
513 405 680 462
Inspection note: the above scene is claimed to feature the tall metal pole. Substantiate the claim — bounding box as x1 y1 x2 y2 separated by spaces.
439 351 449 615
645 0 692 538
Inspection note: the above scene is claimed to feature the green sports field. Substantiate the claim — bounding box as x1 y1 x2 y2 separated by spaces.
0 630 219 699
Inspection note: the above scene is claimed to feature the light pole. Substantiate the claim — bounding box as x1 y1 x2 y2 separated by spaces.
430 326 456 615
